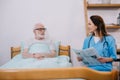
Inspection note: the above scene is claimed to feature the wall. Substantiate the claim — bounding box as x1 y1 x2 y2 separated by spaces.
0 0 86 65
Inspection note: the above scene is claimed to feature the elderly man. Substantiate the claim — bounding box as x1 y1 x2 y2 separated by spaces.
22 23 56 59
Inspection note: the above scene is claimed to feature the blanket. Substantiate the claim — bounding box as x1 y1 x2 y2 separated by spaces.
0 54 72 68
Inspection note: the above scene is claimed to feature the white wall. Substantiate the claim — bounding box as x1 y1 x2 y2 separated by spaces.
0 0 86 65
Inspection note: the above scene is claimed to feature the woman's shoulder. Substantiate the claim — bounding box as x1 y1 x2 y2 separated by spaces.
106 35 115 40
85 35 92 40
105 35 115 42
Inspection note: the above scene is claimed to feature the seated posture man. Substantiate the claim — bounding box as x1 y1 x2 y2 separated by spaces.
22 23 57 60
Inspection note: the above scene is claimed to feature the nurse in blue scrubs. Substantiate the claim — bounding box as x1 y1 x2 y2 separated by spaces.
82 15 117 71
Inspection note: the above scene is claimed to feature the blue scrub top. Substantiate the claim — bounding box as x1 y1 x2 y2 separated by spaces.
83 35 117 71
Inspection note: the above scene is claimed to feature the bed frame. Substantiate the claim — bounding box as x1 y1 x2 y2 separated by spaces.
0 67 118 80
0 46 119 80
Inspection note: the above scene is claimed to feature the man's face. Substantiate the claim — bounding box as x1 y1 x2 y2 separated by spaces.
34 24 46 40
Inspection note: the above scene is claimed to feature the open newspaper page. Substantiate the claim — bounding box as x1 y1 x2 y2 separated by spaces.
75 47 102 66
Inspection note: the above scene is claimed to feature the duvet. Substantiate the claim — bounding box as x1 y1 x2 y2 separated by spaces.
0 54 72 68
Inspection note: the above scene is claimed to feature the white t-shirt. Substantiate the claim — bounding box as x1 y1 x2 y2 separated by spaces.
94 36 100 43
24 38 55 53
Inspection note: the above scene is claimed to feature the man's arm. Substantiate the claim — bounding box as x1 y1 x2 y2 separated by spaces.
44 50 57 58
22 48 34 58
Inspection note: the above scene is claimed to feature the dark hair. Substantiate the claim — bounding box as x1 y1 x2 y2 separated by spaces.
90 15 108 37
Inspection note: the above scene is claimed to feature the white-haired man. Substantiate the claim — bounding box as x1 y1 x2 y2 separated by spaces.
22 23 56 60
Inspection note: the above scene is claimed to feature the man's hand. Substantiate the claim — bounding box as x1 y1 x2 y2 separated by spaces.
22 53 33 58
33 53 45 60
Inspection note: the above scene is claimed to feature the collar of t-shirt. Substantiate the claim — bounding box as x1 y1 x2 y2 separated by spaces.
93 36 100 43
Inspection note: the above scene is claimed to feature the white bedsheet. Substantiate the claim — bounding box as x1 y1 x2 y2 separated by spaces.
0 54 72 69
0 53 85 80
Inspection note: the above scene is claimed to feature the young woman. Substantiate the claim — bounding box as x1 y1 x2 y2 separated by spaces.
78 15 117 71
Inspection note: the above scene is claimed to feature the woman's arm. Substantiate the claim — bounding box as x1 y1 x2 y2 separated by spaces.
98 36 117 63
109 37 117 60
97 57 113 63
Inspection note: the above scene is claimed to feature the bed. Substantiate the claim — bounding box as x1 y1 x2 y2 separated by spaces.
0 45 119 80
0 45 72 69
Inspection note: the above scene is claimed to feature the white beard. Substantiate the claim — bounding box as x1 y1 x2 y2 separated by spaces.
34 30 49 40
36 34 45 40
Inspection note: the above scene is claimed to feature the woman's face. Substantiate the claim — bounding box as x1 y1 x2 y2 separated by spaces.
88 19 97 33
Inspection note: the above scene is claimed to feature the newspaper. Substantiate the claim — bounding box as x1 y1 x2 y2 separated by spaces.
75 47 102 66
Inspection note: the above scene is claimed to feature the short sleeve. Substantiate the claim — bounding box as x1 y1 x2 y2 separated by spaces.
23 38 34 49
82 36 91 49
49 40 56 51
108 37 117 60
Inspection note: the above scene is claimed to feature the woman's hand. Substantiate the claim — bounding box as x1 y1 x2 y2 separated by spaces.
77 56 83 61
97 57 113 63
97 57 108 63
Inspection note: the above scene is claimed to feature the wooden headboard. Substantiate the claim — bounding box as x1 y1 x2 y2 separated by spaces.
11 45 71 59
11 46 21 58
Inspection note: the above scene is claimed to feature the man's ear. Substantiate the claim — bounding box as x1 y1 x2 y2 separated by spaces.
33 29 36 33
33 30 37 37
